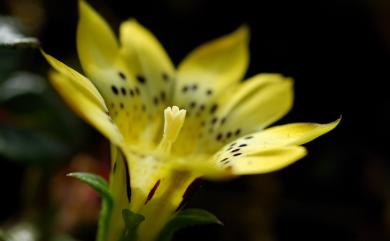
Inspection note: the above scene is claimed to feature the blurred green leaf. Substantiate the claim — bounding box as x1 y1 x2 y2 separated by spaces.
0 125 68 165
157 209 222 241
67 172 113 241
120 209 145 241
0 72 89 146
0 48 23 82
0 17 39 48
0 229 13 241
0 71 45 102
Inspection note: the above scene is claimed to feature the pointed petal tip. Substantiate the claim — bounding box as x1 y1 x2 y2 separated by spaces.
237 24 250 40
78 0 90 14
322 116 342 131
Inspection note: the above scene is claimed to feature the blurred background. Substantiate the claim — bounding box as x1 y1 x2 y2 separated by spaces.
0 0 389 241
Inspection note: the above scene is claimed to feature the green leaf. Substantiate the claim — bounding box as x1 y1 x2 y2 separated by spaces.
0 71 46 102
120 209 145 241
67 172 110 198
157 209 223 241
67 172 113 241
0 17 39 48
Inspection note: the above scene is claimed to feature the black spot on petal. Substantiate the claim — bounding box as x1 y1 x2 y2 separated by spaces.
206 89 213 96
226 132 232 138
120 103 124 109
211 117 218 124
244 136 253 139
233 153 242 156
153 97 159 105
129 89 135 96
162 72 169 82
231 148 240 153
199 104 205 111
192 84 198 91
118 71 126 80
135 87 140 95
239 144 247 147
235 129 241 136
182 85 188 93
210 104 218 114
136 75 146 84
121 87 127 95
190 101 196 108
220 157 229 163
111 85 119 95
160 91 166 101
216 133 223 141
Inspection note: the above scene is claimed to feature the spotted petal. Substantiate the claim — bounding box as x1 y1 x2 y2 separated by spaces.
177 119 339 178
211 74 293 139
174 25 249 107
241 118 341 151
119 19 175 105
43 52 123 146
176 74 293 154
224 146 307 175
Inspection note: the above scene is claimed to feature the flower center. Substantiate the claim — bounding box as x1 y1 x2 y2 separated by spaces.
157 106 186 153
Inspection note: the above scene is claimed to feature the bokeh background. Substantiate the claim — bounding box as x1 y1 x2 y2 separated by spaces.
1 0 389 241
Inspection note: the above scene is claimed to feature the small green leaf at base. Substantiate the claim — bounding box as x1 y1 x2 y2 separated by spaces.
67 172 111 199
157 209 223 241
67 172 113 241
120 209 145 241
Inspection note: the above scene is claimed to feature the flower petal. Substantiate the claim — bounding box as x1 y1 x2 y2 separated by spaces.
115 19 176 146
243 118 341 151
176 119 339 178
175 25 249 105
119 19 175 103
42 51 106 110
217 74 293 132
172 146 306 178
42 52 123 146
187 74 293 153
77 1 173 146
224 146 307 175
77 0 119 78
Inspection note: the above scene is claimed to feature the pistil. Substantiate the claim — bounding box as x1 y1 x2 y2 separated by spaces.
157 106 186 153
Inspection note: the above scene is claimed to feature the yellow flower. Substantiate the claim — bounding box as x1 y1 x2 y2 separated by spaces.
41 1 339 241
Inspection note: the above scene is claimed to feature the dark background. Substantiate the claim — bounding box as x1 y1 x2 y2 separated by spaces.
1 0 389 241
